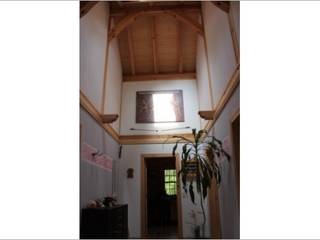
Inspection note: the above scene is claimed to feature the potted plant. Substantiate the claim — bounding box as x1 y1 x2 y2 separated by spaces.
172 129 230 238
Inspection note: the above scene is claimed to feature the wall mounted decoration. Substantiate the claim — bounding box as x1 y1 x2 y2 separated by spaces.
81 142 113 171
127 168 134 178
136 90 185 123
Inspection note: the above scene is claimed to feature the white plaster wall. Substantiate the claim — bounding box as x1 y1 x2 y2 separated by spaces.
196 36 212 129
104 34 123 133
230 1 240 46
202 2 237 105
118 144 211 238
80 107 120 209
80 2 109 110
120 80 201 135
210 85 240 239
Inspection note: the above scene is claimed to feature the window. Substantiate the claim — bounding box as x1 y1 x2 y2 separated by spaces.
164 169 177 195
136 90 184 123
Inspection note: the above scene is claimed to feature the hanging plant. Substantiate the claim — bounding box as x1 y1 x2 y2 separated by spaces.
172 128 230 237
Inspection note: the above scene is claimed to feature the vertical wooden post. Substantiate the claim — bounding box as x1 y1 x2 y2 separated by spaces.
228 4 240 65
201 3 222 239
200 8 214 109
100 14 112 114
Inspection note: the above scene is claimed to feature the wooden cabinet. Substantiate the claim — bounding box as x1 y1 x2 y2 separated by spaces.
80 205 128 239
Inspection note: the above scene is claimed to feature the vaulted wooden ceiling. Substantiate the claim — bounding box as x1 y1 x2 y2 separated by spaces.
109 1 202 81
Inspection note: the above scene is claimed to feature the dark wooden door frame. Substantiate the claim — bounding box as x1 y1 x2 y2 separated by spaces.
140 153 183 238
230 109 240 207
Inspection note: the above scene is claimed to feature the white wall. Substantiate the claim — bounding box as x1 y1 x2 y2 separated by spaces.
198 2 240 238
80 2 122 209
118 144 211 238
80 4 122 133
80 2 109 110
196 36 212 129
202 2 237 105
211 86 240 238
80 108 120 208
120 80 201 135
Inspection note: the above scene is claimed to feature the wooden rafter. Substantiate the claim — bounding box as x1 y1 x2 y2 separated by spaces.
165 10 204 36
211 1 230 13
110 4 201 16
123 72 196 82
228 8 240 64
127 27 136 75
177 22 183 73
80 1 98 18
151 16 158 74
109 11 143 41
109 7 203 41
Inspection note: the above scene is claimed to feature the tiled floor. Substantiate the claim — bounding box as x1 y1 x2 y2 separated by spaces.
147 225 178 239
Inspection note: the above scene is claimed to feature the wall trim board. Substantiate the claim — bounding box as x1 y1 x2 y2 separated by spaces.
80 90 120 142
213 65 239 124
204 66 240 133
119 133 194 145
81 91 195 145
123 72 196 82
140 153 183 239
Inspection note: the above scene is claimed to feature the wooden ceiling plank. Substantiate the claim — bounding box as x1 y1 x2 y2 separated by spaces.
151 16 159 74
165 10 203 36
127 27 136 75
123 72 196 81
211 1 230 13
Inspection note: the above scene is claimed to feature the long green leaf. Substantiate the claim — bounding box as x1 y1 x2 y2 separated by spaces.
189 181 195 204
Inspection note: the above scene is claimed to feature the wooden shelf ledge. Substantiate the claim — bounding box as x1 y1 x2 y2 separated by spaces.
199 111 214 120
101 114 119 124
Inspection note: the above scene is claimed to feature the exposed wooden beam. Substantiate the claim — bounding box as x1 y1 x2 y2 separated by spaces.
127 27 136 75
214 65 240 122
109 7 203 41
101 114 119 124
80 1 98 18
228 8 240 64
201 11 214 108
177 22 183 73
211 1 230 13
110 4 201 17
80 91 120 143
109 11 143 41
199 111 214 120
165 10 204 36
151 16 158 74
204 65 240 133
100 14 112 114
123 72 196 82
119 134 194 145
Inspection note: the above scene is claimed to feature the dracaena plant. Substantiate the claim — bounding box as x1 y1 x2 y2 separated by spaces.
172 128 230 235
